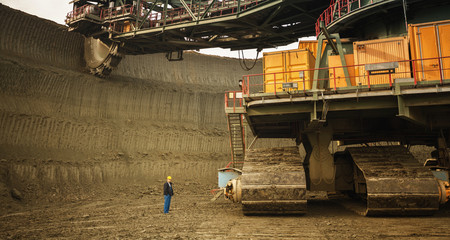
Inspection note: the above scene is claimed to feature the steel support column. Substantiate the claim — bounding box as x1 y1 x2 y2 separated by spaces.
397 96 427 126
302 125 335 191
313 25 350 89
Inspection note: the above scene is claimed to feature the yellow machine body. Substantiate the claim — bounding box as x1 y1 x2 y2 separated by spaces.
409 19 450 82
353 36 410 85
263 49 315 93
328 54 356 88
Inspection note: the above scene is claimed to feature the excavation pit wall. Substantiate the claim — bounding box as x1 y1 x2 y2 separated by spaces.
0 4 300 207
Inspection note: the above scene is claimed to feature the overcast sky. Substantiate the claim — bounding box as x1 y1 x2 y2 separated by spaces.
0 0 313 58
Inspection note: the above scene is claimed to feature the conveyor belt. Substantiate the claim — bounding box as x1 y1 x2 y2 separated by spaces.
240 147 307 215
347 146 440 216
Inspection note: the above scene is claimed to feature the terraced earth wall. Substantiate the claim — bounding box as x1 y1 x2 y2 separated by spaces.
0 4 297 205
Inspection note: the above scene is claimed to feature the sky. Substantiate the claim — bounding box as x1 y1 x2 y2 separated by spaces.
0 0 315 59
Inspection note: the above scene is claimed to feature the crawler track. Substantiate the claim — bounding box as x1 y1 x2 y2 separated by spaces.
348 146 440 216
240 147 307 215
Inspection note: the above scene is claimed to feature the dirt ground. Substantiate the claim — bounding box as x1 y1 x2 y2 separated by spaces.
1 184 449 240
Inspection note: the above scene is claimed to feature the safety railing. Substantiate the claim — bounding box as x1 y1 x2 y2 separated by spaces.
241 56 450 96
145 0 261 28
66 4 101 23
101 4 136 20
67 4 136 22
225 91 244 113
67 0 264 32
225 161 244 168
315 0 381 36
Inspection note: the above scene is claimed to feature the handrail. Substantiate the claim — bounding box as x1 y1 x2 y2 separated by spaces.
145 0 261 29
66 4 101 22
225 161 244 168
315 0 377 36
101 4 135 20
241 56 450 95
225 91 244 113
67 0 264 32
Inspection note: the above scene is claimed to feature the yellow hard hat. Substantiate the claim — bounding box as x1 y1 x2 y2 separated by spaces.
167 176 172 180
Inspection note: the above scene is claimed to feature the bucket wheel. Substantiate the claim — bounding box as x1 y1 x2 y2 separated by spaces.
84 37 123 77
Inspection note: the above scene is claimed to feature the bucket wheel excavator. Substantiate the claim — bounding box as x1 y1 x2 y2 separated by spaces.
67 0 450 216
223 0 450 216
66 0 328 77
84 38 123 77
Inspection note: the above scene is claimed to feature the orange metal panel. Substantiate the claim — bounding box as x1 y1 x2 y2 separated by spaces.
409 19 450 82
417 26 440 81
409 24 419 61
263 49 315 93
353 37 410 86
263 50 285 93
298 41 319 58
123 21 131 32
284 50 315 90
297 40 330 59
439 23 450 80
328 54 356 88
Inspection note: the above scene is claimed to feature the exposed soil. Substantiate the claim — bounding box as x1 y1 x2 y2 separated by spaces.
1 187 449 239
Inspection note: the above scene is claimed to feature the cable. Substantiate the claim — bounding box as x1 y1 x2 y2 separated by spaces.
238 49 260 71
402 0 408 31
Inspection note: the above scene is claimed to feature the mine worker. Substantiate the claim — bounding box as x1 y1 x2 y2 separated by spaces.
225 181 233 201
163 176 174 214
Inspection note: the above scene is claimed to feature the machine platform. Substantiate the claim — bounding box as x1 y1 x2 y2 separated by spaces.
66 0 329 54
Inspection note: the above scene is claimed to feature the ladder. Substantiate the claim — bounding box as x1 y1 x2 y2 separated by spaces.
227 113 245 169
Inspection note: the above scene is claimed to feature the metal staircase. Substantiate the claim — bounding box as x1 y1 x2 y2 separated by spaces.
227 114 245 169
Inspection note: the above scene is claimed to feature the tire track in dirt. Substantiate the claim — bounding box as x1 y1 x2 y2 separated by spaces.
1 194 449 239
